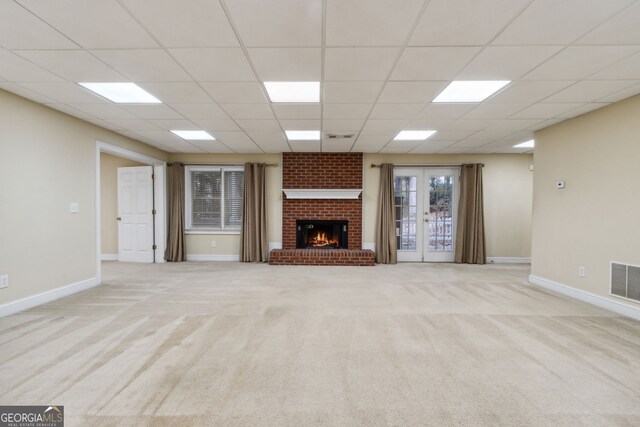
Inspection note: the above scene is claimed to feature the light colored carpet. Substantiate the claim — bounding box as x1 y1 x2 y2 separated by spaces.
1 262 640 426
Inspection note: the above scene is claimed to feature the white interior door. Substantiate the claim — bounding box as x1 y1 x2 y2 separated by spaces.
423 168 460 262
117 166 154 263
395 167 460 262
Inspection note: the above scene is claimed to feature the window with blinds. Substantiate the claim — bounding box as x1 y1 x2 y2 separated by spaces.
185 166 244 231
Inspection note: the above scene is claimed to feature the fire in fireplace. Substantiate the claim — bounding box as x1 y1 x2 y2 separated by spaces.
296 220 348 249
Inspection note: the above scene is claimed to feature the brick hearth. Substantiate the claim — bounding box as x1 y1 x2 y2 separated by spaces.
271 152 372 266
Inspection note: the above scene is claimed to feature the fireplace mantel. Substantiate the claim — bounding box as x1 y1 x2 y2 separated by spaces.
282 189 362 200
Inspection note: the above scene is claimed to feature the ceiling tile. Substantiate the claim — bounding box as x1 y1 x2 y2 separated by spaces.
0 50 63 82
323 104 372 120
18 0 158 48
405 119 455 130
528 118 563 131
460 130 512 141
244 130 290 153
369 104 423 120
438 147 480 154
461 103 531 120
429 130 475 140
321 141 353 153
272 104 321 119
208 131 262 153
248 48 321 81
543 80 638 103
443 119 497 131
410 0 529 46
410 141 456 153
323 82 384 103
595 83 640 103
92 49 192 82
362 119 409 132
121 0 239 47
352 134 393 152
577 1 640 45
380 146 412 153
485 119 543 131
589 52 640 80
171 103 229 120
289 141 321 152
413 104 476 120
221 104 275 120
556 103 609 119
279 119 320 131
378 82 447 103
0 1 77 49
450 139 491 148
488 80 577 103
70 103 138 120
15 50 125 82
105 118 161 131
181 139 232 153
391 47 481 80
524 46 640 80
123 104 185 120
19 82 105 103
235 120 282 131
0 83 56 103
509 103 583 119
225 0 322 47
457 46 563 80
325 48 400 81
148 119 199 131
201 82 267 104
138 83 212 104
322 120 365 132
493 0 632 45
193 118 241 131
326 0 424 46
170 48 256 81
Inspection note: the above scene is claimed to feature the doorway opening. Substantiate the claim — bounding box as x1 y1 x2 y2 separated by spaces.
394 167 460 262
95 141 166 283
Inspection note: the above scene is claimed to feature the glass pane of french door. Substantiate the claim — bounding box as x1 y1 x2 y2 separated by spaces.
394 175 417 250
424 169 459 262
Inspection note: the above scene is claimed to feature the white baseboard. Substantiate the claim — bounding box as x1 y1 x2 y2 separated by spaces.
0 277 99 318
269 242 282 251
186 254 240 262
101 254 118 261
487 257 531 264
529 275 640 321
363 243 375 251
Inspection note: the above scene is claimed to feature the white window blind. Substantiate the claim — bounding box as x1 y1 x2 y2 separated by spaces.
185 166 244 231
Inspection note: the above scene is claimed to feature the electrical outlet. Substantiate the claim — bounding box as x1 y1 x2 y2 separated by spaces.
211 241 217 248
578 266 586 277
69 202 79 213
0 275 8 289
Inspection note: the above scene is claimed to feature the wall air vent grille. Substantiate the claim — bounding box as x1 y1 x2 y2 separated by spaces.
325 133 354 139
611 262 640 303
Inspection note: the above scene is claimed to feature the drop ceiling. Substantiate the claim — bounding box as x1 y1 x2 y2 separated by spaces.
1 0 639 154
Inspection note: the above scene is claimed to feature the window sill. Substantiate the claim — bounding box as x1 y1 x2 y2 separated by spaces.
185 230 241 235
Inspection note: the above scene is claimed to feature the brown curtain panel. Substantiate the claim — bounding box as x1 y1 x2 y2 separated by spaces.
455 164 486 264
240 163 268 262
164 163 186 262
375 163 397 264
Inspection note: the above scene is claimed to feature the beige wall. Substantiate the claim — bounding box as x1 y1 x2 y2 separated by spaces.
532 94 640 302
100 153 144 255
364 153 533 258
168 153 282 258
0 89 167 306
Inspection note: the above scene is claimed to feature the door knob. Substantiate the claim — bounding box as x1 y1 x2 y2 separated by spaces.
117 217 122 221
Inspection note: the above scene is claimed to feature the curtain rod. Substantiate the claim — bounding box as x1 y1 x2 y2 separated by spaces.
168 162 278 167
371 163 484 168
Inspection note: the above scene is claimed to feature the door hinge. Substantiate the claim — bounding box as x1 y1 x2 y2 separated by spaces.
152 244 157 250
151 173 155 180
152 209 157 215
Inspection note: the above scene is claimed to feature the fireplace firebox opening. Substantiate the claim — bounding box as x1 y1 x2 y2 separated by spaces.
296 220 348 249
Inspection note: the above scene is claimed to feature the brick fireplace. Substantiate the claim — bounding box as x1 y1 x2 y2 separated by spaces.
270 153 375 266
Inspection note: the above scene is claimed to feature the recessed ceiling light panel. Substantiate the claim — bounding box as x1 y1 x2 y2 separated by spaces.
79 82 161 104
285 130 320 140
514 139 534 148
433 80 510 103
394 130 437 141
264 82 320 103
170 130 215 140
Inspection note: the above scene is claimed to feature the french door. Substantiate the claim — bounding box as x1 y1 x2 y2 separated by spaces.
394 167 460 262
